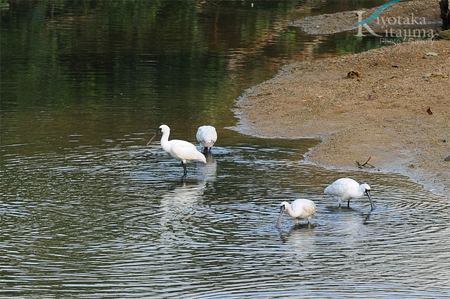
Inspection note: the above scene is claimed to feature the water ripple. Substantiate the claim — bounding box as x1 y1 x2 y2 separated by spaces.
1 142 450 298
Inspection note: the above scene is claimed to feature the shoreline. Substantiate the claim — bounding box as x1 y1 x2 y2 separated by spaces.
231 39 450 198
290 0 442 35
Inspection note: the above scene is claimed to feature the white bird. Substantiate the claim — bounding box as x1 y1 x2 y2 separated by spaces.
275 198 317 229
196 125 217 153
147 125 206 176
324 178 374 210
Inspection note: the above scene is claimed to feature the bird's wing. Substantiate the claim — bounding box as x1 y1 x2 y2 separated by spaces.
199 127 217 143
171 140 206 163
196 129 202 143
303 202 317 215
171 140 195 156
292 199 316 216
325 181 348 195
205 132 215 143
210 128 217 143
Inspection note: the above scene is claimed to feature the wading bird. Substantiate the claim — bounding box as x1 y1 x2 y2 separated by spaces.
147 125 206 176
324 178 374 210
275 198 317 229
196 125 217 153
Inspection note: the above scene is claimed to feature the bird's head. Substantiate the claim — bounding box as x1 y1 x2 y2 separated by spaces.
361 183 371 196
279 201 290 213
159 124 170 133
147 124 168 146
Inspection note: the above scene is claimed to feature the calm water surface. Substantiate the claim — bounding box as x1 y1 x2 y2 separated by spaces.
1 1 449 298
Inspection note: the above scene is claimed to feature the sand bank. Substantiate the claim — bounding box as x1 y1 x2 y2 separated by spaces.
232 39 450 197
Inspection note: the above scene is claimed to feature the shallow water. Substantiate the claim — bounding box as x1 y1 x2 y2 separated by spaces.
2 137 450 298
1 1 449 298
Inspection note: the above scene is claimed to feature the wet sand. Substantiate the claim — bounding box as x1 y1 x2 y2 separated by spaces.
231 37 450 197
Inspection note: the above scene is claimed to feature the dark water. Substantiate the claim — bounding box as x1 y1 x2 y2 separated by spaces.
1 1 449 298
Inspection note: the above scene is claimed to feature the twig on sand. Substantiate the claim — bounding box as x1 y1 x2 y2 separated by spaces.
356 156 374 169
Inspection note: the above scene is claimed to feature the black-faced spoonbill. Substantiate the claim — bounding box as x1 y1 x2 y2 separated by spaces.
196 125 217 153
324 177 374 210
275 198 317 229
147 124 206 176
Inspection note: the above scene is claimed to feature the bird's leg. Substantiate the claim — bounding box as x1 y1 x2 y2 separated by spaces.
347 200 350 207
296 219 299 225
181 162 187 176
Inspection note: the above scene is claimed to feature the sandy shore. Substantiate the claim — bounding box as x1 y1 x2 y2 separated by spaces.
290 0 442 35
231 35 450 197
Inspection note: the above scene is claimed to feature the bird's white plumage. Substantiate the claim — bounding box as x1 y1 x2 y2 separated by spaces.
196 125 217 151
276 198 316 228
324 177 374 209
166 139 206 164
148 125 206 175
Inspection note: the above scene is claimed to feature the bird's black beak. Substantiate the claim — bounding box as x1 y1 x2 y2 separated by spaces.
147 128 161 146
365 190 375 210
275 205 285 229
